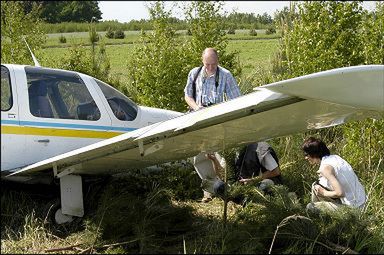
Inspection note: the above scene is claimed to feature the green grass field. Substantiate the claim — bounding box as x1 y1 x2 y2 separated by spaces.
41 30 280 85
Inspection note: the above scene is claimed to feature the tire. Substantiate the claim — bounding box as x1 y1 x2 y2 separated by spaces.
43 198 74 225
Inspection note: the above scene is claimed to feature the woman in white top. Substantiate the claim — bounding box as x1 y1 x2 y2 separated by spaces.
302 137 366 213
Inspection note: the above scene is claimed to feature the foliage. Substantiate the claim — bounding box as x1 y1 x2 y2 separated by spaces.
275 1 365 78
88 20 110 81
360 2 384 64
34 10 276 34
183 1 242 77
58 34 66 43
265 26 276 34
226 11 273 29
273 5 299 31
94 177 195 253
127 1 187 111
89 21 100 44
113 29 125 39
341 119 384 171
105 27 114 38
127 1 242 111
2 2 383 254
270 1 384 180
42 31 110 84
249 29 257 36
1 1 46 65
227 27 236 34
306 207 382 253
19 1 102 23
50 45 92 74
263 2 384 252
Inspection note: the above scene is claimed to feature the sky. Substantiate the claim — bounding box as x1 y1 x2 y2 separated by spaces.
98 1 378 23
98 1 291 22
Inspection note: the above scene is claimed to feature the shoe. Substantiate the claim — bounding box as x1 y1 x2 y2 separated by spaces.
201 197 212 203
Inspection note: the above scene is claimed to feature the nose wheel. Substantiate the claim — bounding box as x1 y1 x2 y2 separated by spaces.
54 208 74 224
45 198 75 225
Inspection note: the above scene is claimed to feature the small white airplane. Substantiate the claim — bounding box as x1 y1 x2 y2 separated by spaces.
1 61 383 224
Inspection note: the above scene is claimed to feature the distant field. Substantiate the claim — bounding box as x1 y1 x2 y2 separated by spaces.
44 29 279 48
228 39 279 75
41 30 280 84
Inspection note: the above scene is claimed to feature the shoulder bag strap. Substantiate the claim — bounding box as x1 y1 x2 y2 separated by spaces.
215 67 220 91
192 66 203 101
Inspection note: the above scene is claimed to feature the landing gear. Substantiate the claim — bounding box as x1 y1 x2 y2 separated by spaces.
54 208 74 224
44 198 74 225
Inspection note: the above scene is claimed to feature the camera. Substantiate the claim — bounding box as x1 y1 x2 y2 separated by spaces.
315 179 331 191
202 102 214 107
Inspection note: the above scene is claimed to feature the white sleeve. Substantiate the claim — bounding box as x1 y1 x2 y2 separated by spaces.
261 152 278 171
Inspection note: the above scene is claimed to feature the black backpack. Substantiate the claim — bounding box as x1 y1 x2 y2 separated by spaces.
235 143 283 185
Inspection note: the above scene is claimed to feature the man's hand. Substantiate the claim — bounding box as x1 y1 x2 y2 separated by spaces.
205 153 216 161
239 176 261 185
196 105 205 111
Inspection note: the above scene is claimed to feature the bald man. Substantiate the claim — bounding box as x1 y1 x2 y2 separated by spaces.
184 48 241 111
184 48 241 202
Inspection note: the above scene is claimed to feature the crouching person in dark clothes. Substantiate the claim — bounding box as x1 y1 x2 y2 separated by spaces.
205 142 283 205
235 142 283 191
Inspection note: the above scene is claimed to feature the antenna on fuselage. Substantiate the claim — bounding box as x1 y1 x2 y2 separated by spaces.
23 36 41 67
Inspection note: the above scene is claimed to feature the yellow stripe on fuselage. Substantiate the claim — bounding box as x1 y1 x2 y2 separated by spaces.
1 125 123 139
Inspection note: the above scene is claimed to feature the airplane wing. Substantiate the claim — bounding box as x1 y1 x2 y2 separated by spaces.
8 65 384 177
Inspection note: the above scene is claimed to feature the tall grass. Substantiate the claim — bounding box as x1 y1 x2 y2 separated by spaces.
2 157 383 253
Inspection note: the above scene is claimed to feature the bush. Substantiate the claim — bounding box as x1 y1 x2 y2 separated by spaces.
265 27 276 34
1 1 46 65
128 1 241 112
89 29 99 43
114 29 125 39
105 27 114 39
249 29 257 36
227 27 235 34
58 34 66 43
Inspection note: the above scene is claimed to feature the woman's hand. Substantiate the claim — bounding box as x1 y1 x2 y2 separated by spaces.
314 184 325 196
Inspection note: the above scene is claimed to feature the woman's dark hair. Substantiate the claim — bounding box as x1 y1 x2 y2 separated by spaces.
302 137 330 159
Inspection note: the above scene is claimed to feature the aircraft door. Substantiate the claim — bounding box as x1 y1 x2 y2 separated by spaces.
17 66 113 168
1 65 24 171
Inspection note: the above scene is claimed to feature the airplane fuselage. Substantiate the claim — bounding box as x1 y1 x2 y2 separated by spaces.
1 64 182 180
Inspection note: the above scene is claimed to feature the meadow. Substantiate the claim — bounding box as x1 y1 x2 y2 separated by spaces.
42 30 280 84
2 30 383 254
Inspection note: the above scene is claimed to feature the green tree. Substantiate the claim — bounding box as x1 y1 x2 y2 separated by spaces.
20 1 102 23
127 1 241 112
360 2 384 64
342 2 384 177
267 3 384 252
275 1 365 78
44 22 110 83
184 1 242 78
127 2 187 111
1 1 46 65
271 0 384 191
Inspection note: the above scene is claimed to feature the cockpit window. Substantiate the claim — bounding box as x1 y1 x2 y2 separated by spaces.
1 66 12 111
95 79 138 121
25 66 100 121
